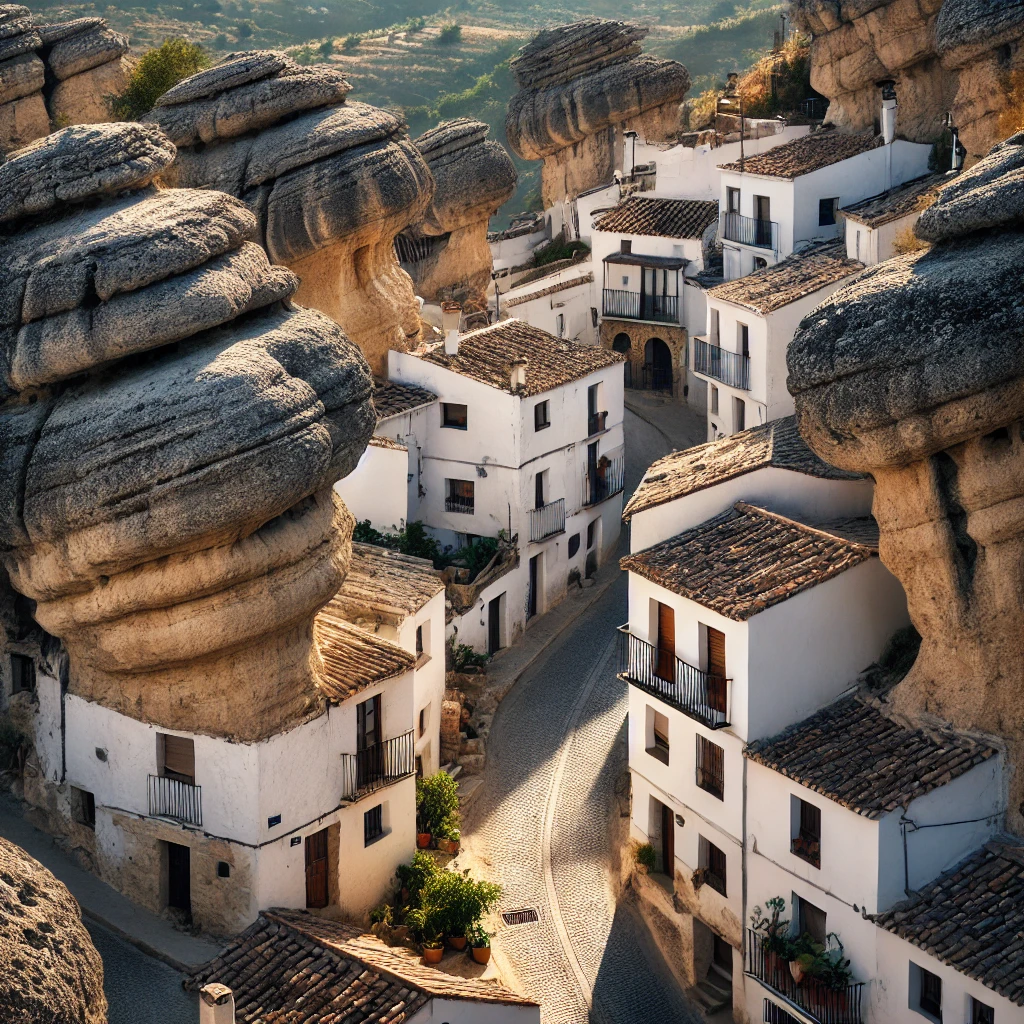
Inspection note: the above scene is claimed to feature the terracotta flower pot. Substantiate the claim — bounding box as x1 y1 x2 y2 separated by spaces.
471 945 491 965
417 833 432 849
423 946 444 964
448 935 467 951
789 960 806 985
436 839 460 855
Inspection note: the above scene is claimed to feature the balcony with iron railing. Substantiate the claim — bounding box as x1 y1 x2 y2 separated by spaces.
617 628 730 729
720 211 779 252
341 731 416 801
445 495 474 515
529 498 566 542
602 289 679 325
746 930 865 1024
694 337 751 390
148 775 202 827
583 453 625 507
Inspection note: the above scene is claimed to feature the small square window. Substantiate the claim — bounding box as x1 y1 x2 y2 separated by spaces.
217 861 231 878
11 653 34 694
534 400 550 431
792 798 821 868
698 835 727 896
620 239 632 254
819 197 839 227
971 996 995 1024
446 479 474 514
364 804 384 845
70 787 95 830
622 275 629 287
441 403 468 429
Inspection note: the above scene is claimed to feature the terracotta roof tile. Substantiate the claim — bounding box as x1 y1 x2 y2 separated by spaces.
745 694 998 819
369 435 407 451
874 838 1024 1005
718 129 882 178
416 318 623 396
707 239 863 315
593 195 719 238
503 270 594 308
332 543 444 627
841 173 946 228
373 377 437 420
623 416 862 521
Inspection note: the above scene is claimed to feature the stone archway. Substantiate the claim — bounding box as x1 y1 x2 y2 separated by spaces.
600 318 688 402
644 337 673 391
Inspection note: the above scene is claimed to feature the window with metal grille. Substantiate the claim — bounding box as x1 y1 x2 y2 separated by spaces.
441 403 468 429
445 479 474 514
917 966 942 1019
763 1001 801 1024
534 400 550 431
10 653 34 694
70 787 95 830
364 804 384 845
971 997 994 1024
792 798 821 868
698 835 727 896
696 736 725 800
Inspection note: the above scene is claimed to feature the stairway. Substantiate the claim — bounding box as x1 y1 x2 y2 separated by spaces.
695 962 732 1016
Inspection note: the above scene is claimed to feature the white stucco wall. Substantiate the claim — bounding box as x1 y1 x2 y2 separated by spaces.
375 401 437 524
501 264 598 346
574 182 622 244
334 441 410 533
411 996 541 1024
843 208 923 267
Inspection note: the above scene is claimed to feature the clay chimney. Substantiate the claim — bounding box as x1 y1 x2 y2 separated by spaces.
879 79 897 145
510 357 528 390
442 301 462 356
200 983 235 1024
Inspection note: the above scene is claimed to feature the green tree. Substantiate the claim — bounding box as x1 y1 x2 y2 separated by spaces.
110 38 210 121
236 21 253 38
437 23 462 45
319 37 334 57
342 33 361 51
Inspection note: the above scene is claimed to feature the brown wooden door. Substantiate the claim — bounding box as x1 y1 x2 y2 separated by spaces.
655 602 675 681
305 828 329 909
707 627 727 712
661 802 674 878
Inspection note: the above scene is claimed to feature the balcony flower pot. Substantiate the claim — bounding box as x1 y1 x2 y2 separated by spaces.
417 832 432 849
448 935 467 951
789 960 806 985
423 944 444 965
471 945 492 965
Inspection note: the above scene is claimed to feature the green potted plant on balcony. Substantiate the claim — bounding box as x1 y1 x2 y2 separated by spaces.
750 897 791 986
468 922 491 964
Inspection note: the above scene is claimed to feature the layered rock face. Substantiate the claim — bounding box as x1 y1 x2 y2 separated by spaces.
788 135 1024 827
398 118 517 310
0 5 132 154
792 0 1024 163
146 51 434 376
0 837 107 1023
0 123 375 741
505 19 690 208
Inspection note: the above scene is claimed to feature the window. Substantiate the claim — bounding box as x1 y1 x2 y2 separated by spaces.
733 396 745 432
647 709 670 765
591 306 599 328
755 194 771 223
217 861 231 878
534 400 550 431
621 239 632 254
710 307 720 342
738 322 749 357
556 313 565 338
10 653 34 694
622 275 629 287
971 997 995 1024
819 197 839 226
710 385 719 415
754 256 768 270
795 895 827 946
792 798 821 868
445 478 474 514
727 187 740 214
441 403 468 429
695 736 725 800
587 519 598 549
363 804 384 845
910 963 943 1021
157 734 195 785
70 787 95 830
535 471 546 509
416 755 423 778
415 625 423 655
855 229 861 261
698 835 727 896
568 533 580 558
418 705 428 737
587 383 599 417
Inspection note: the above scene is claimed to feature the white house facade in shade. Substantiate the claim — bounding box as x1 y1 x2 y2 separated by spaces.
694 240 864 441
499 262 598 347
388 319 625 654
717 129 932 281
333 435 410 534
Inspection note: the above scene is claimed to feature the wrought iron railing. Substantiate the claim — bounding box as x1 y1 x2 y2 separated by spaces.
148 775 202 827
624 362 673 392
445 496 474 515
617 628 730 729
602 289 679 324
588 410 608 437
341 731 416 801
747 930 865 1024
583 453 625 507
694 337 751 390
529 498 565 542
720 212 779 251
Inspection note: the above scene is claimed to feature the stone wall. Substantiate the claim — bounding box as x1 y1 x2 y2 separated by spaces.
599 319 688 403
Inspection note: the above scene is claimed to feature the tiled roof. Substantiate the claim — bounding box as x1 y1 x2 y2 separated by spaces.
372 377 437 420
593 196 719 239
623 416 862 521
185 910 537 1021
706 240 863 315
314 604 415 702
745 693 998 819
621 502 876 620
503 270 594 308
332 543 444 626
368 435 407 451
874 838 1024 1005
416 319 623 397
718 129 882 179
841 173 945 228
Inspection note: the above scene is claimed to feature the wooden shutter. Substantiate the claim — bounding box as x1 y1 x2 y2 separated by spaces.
707 628 726 679
160 735 195 784
656 603 675 681
305 828 329 909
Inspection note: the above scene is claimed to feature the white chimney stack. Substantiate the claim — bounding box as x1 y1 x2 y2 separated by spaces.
441 301 462 356
879 80 897 145
510 357 528 390
200 983 235 1024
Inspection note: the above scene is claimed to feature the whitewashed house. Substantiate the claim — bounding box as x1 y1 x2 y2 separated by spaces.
717 129 932 281
499 262 598 346
334 435 411 534
694 240 864 441
591 195 720 405
389 319 625 654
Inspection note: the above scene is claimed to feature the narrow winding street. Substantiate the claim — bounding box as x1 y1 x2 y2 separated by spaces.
463 402 706 1023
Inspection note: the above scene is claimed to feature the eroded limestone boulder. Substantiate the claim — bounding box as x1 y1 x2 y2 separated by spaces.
397 118 517 310
506 19 690 207
788 134 1024 827
0 837 106 1024
146 50 433 376
0 123 375 741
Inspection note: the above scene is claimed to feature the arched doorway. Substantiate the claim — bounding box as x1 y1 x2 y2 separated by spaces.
644 337 673 391
612 333 632 354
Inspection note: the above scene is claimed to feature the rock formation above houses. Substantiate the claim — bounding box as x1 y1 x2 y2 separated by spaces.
791 0 1024 163
398 118 517 312
0 5 131 154
0 122 375 741
787 130 1024 829
505 19 691 208
146 50 435 376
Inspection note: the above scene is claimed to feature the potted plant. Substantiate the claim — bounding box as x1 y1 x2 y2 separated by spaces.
435 818 461 856
418 869 502 954
422 933 444 965
416 816 432 849
417 772 461 849
750 897 791 986
468 922 491 964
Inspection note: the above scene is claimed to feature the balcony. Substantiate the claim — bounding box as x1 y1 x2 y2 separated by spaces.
747 930 865 1024
341 731 416 801
694 337 751 391
529 498 566 542
148 775 202 827
588 410 608 437
602 289 679 325
445 496 474 515
583 453 625 507
720 211 779 252
617 628 730 729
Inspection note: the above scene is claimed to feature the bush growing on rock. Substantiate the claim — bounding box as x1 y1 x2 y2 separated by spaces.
111 38 210 120
438 23 462 45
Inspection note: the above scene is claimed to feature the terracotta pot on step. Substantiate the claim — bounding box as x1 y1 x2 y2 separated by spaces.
448 935 467 951
471 946 491 965
423 946 444 964
417 833 432 849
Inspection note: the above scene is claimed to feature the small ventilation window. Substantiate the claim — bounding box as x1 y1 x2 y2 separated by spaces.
217 861 230 878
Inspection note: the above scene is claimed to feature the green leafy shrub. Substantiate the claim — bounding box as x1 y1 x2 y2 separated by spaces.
467 921 490 948
532 238 590 267
110 38 210 121
437 23 462 45
416 771 460 837
343 33 361 51
419 869 502 937
351 520 444 566
319 38 334 57
634 841 656 871
396 850 440 907
445 633 488 672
